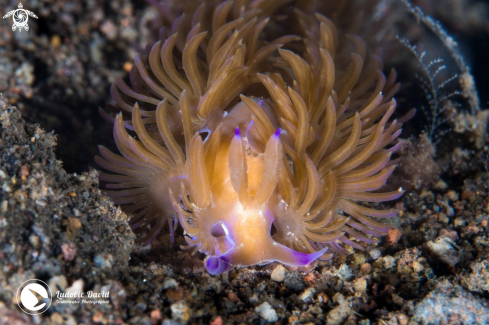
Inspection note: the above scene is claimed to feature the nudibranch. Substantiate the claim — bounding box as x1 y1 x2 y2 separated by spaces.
96 0 404 275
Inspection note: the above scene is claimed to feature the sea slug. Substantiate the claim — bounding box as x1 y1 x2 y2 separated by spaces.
96 0 404 275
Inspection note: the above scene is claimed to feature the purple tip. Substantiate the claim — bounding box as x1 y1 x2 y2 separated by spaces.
290 246 329 265
205 255 233 275
274 128 282 137
235 127 240 137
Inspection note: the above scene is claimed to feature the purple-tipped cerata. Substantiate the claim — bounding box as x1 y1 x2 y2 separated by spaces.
96 0 404 275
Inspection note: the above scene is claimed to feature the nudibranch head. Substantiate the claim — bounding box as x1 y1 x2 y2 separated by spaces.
96 0 404 275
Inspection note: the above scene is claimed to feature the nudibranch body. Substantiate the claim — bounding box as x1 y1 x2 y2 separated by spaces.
97 0 404 274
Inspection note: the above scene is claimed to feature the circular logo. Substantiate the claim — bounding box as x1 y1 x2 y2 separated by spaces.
16 279 52 315
13 10 29 28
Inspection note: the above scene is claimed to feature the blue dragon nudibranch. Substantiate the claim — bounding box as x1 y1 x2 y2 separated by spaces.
96 0 404 275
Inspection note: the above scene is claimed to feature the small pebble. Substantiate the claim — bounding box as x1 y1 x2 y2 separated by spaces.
163 278 178 289
387 228 403 245
299 288 315 302
210 316 223 325
447 190 459 201
317 292 329 303
51 35 61 48
51 313 64 325
227 292 241 303
426 237 460 266
368 248 382 260
29 235 40 248
150 310 162 324
100 20 118 40
18 165 29 179
171 301 191 323
123 62 133 72
360 263 371 274
255 302 278 322
412 261 424 272
438 212 449 224
62 242 77 261
67 217 82 239
0 200 8 213
271 264 287 282
454 217 466 227
438 229 459 240
354 278 367 292
383 256 396 269
398 314 409 325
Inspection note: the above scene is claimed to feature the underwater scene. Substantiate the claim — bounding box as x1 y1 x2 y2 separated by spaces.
0 0 488 324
